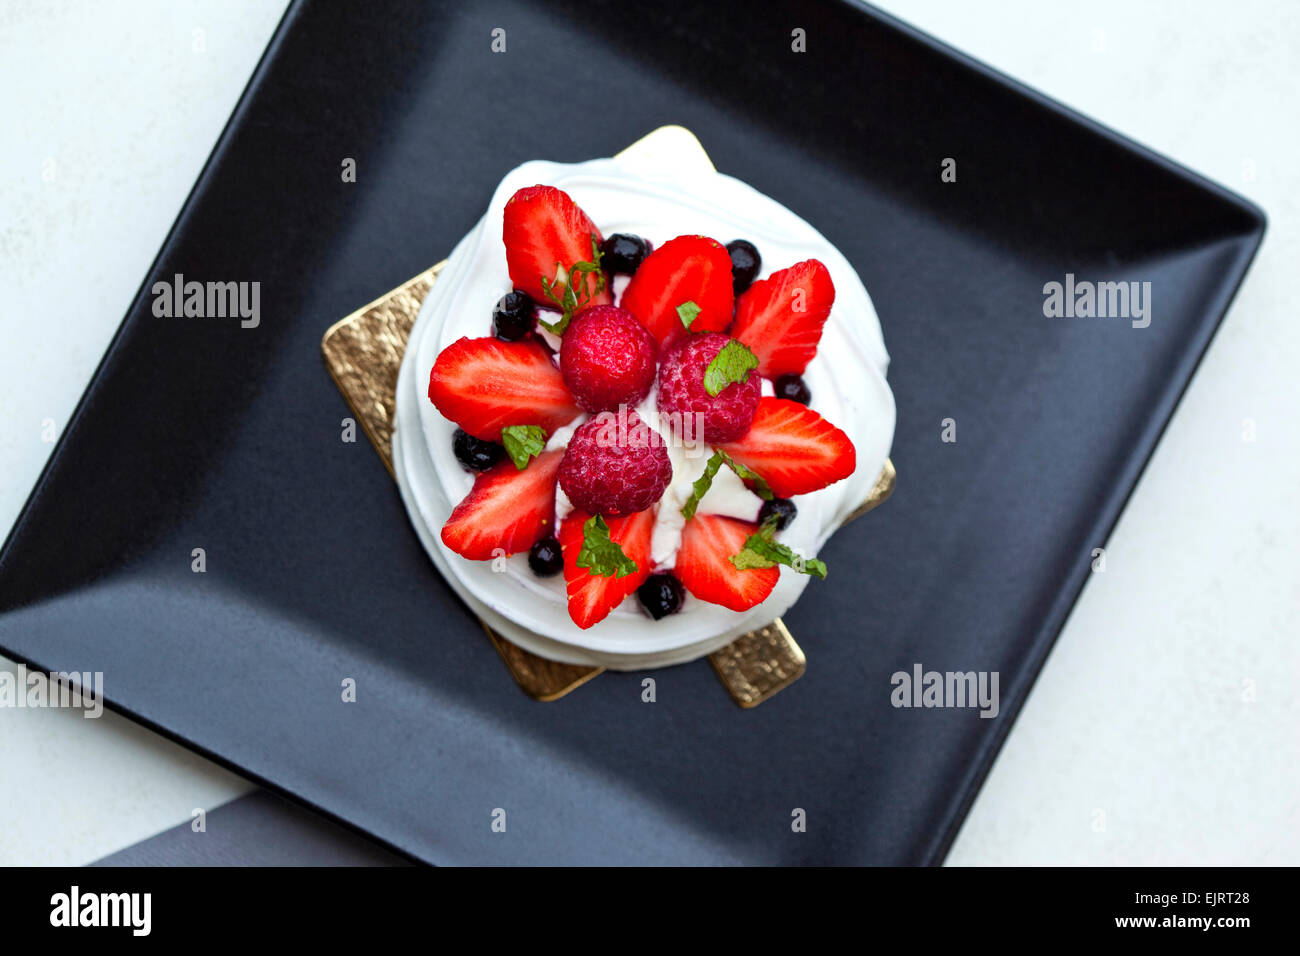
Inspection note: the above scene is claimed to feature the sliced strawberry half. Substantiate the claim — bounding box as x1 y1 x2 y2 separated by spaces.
558 508 655 629
427 336 580 441
732 259 835 378
717 397 856 497
440 450 562 560
620 235 734 347
676 514 779 612
502 185 611 313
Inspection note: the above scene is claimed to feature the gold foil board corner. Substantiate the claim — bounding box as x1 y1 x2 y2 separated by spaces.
708 620 806 708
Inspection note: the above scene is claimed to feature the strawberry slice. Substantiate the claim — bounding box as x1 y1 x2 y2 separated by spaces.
502 185 611 313
676 514 779 611
621 235 734 347
558 508 655 629
427 336 580 441
717 397 856 497
731 259 835 378
440 450 562 560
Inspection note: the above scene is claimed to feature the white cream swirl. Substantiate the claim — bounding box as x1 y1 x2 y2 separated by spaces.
392 127 895 670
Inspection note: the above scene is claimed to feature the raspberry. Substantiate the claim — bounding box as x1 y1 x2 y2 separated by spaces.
558 410 672 516
560 305 658 413
656 332 760 444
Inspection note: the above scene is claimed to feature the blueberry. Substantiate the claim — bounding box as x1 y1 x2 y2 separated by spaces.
528 536 563 577
452 428 503 471
493 291 535 341
725 239 761 294
637 572 684 620
759 497 798 531
600 233 650 275
774 374 811 405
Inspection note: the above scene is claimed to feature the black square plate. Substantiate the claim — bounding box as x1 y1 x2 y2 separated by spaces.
0 0 1264 864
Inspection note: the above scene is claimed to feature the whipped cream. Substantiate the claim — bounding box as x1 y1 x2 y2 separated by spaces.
392 127 895 669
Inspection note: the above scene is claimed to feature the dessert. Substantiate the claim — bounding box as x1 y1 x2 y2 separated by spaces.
392 127 895 670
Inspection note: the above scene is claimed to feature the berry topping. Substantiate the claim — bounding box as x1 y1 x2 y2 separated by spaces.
758 497 798 531
656 333 761 444
560 305 658 413
452 428 504 472
675 514 779 612
559 508 655 629
528 536 564 577
599 233 651 275
725 239 761 294
440 450 562 560
774 373 811 405
557 410 673 516
502 185 611 318
428 179 866 627
621 235 735 347
637 572 685 620
428 336 581 441
492 290 535 340
718 397 856 498
732 259 835 378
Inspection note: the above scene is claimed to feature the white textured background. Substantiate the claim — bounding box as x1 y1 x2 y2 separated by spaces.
0 0 1296 865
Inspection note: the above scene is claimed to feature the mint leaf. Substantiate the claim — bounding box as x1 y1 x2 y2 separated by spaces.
720 452 774 501
680 451 774 519
728 516 827 579
576 515 638 578
537 309 568 336
730 548 780 571
539 234 606 335
681 452 726 520
501 425 547 470
676 300 702 329
702 339 759 397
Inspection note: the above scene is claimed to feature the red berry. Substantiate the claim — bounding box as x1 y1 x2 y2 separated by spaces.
502 185 611 313
440 450 563 560
732 259 835 378
558 508 655 629
717 397 856 498
428 336 581 441
557 410 672 516
656 332 760 444
675 514 779 611
560 305 657 413
620 235 734 347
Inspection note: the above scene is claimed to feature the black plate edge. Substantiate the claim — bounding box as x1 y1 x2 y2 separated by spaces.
854 0 1269 235
0 635 426 866
859 0 1269 864
929 224 1265 865
0 0 431 869
0 0 299 575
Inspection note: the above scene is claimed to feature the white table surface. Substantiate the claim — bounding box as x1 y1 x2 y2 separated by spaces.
1 0 1296 866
